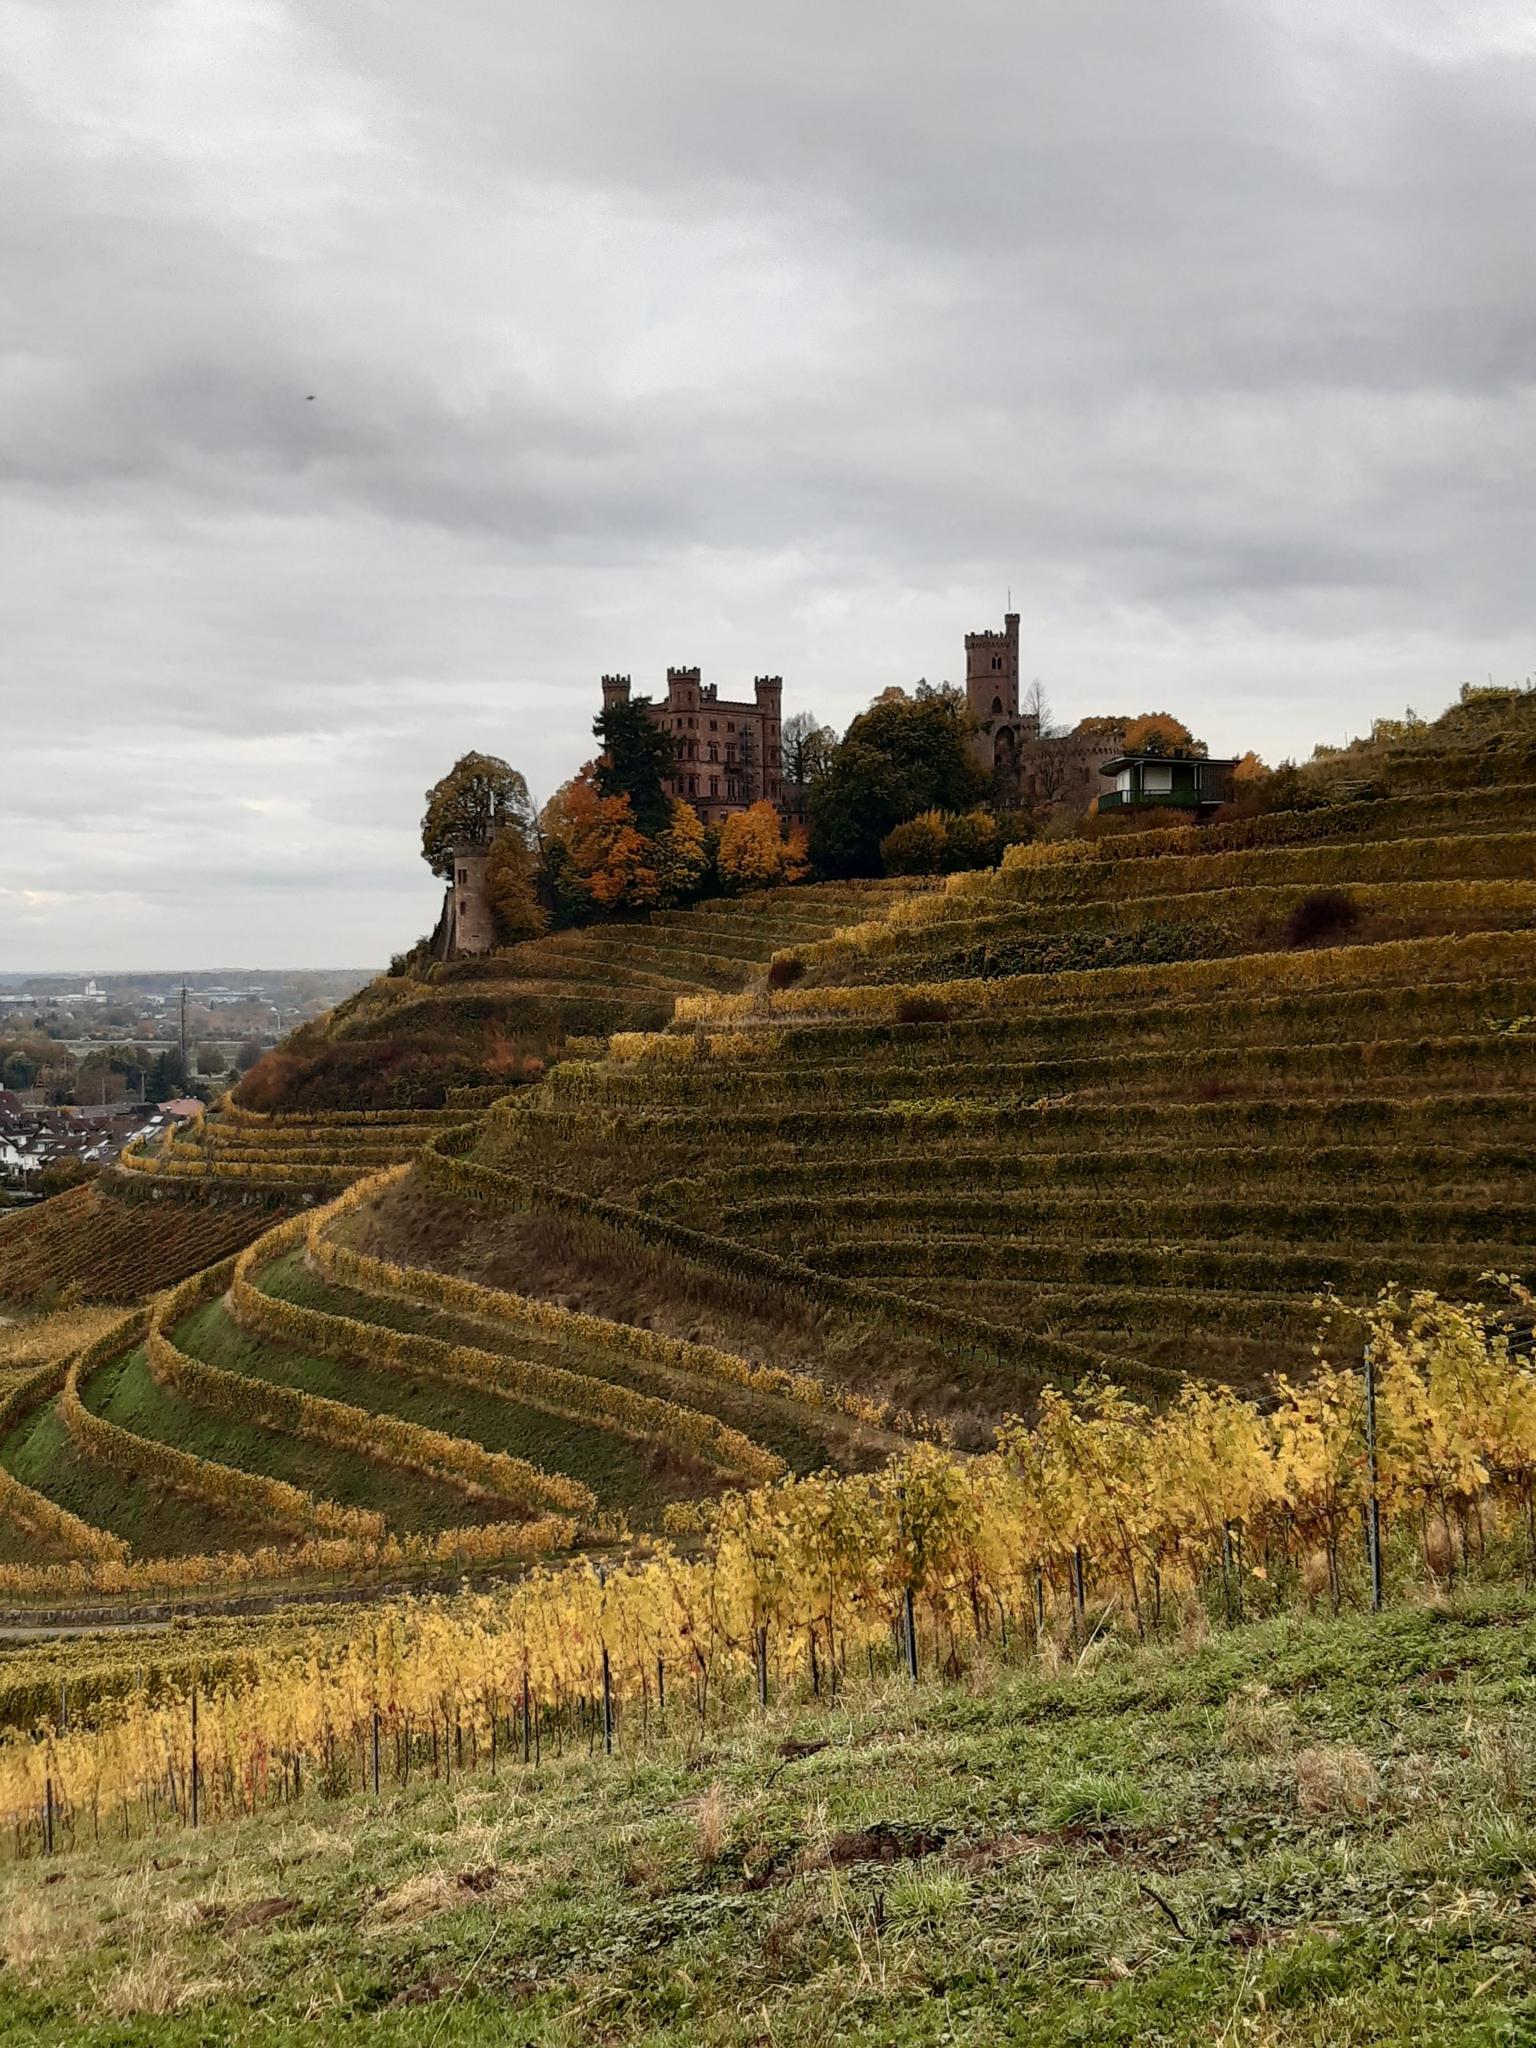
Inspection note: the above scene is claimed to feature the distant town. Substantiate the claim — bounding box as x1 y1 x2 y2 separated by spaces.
0 969 373 1196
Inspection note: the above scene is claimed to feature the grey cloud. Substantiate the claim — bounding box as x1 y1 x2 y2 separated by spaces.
1 0 1532 968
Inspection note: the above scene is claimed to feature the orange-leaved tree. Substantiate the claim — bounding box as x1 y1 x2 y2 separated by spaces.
540 770 661 916
1122 713 1197 754
718 801 808 891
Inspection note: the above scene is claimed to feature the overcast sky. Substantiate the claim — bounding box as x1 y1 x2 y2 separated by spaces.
3 1 1533 971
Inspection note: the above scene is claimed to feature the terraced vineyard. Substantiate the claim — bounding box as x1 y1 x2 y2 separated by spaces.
434 707 1536 1416
0 1184 284 1309
115 1104 463 1195
5 693 1534 1602
309 877 929 1067
0 1170 890 1597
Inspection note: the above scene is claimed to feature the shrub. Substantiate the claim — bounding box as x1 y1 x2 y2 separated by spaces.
895 994 952 1026
1286 888 1361 948
766 956 806 989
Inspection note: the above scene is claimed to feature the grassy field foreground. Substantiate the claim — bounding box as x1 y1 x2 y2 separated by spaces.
5 1591 1536 2044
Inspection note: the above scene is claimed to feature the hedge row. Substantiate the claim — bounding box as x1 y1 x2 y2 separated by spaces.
420 1126 1178 1399
720 1187 1536 1251
220 1104 467 1131
676 929 1536 1028
1002 784 1536 869
59 1305 383 1545
903 1277 1325 1341
983 829 1536 911
166 1222 596 1517
226 1220 783 1486
647 974 1535 1072
123 1155 357 1189
0 1512 579 1606
558 1030 1536 1110
791 877 1536 983
485 1083 1529 1161
310 1169 887 1434
675 1139 1535 1206
807 1234 1499 1294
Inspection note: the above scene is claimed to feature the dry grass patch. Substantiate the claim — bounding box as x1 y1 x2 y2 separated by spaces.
1222 1682 1295 1758
100 1953 224 2020
693 1781 730 1868
1295 1744 1381 1817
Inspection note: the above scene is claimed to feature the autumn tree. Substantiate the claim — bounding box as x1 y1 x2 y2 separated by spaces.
1122 712 1199 755
718 801 809 891
654 799 710 904
540 772 661 918
484 829 548 944
880 807 1003 875
420 754 536 878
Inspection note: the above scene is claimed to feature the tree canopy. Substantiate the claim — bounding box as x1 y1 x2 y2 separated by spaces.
781 709 837 789
420 753 536 879
484 830 548 944
592 696 676 836
1122 713 1199 755
718 801 809 891
808 685 986 876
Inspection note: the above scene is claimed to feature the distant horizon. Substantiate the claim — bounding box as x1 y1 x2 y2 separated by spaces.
0 966 380 985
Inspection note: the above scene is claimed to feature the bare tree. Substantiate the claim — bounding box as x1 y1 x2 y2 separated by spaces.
782 709 837 787
1021 676 1064 739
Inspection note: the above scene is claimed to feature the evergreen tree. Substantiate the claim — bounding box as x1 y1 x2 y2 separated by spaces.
592 697 676 836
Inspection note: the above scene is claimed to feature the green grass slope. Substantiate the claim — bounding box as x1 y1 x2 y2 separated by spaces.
5 1588 1536 2044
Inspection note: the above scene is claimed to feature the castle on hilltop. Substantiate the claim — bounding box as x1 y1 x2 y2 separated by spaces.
962 607 1128 813
601 668 785 827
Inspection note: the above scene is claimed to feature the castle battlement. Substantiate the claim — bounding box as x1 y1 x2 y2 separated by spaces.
600 660 790 827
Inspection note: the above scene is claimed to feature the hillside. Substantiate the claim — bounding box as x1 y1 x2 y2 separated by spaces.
2 1589 1534 2044
241 880 927 1112
2 689 1534 1597
393 693 1536 1427
5 690 1536 2045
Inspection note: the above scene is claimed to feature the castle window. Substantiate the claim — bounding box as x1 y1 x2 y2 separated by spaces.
727 721 735 732
709 719 717 731
992 655 1002 671
456 869 467 885
688 775 697 795
709 776 719 797
708 742 718 762
992 697 1003 715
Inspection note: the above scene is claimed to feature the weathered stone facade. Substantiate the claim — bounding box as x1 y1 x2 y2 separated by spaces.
603 669 785 827
964 610 1040 788
963 610 1129 814
431 841 498 959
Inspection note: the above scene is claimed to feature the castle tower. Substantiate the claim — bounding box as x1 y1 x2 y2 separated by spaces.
601 673 632 710
754 676 783 793
665 665 702 713
965 611 1020 728
448 842 496 956
963 610 1022 782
